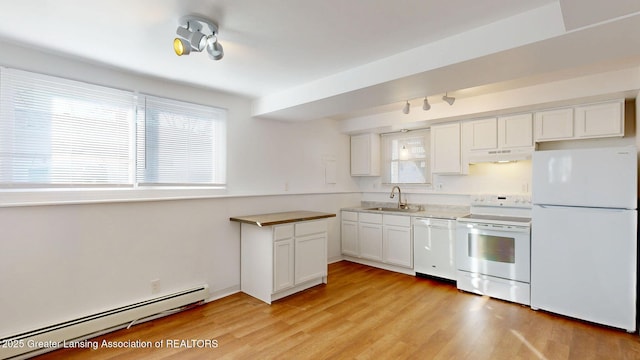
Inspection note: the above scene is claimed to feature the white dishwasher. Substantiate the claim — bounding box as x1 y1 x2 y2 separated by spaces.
413 217 456 281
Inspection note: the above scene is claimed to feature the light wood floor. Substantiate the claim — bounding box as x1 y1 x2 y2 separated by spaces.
34 261 640 359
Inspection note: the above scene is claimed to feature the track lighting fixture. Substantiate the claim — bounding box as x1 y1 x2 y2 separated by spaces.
402 101 410 114
174 15 224 60
422 97 431 111
442 92 455 106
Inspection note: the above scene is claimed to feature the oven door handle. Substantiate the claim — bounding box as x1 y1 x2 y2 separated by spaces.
467 223 492 229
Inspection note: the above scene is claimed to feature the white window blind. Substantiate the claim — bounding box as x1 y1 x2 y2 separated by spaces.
136 95 226 186
382 129 430 184
0 68 134 187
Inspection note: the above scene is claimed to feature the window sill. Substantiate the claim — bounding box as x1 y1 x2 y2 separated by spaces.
0 186 228 208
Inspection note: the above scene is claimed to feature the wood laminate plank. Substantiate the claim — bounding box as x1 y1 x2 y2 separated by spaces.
33 261 640 360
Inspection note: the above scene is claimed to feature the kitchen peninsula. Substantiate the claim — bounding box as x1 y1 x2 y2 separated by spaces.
230 211 336 304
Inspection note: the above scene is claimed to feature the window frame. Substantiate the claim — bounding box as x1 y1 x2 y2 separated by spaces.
135 94 227 187
381 129 431 185
0 66 228 206
0 68 136 188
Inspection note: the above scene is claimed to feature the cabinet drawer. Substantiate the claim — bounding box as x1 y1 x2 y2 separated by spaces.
295 220 327 236
359 212 383 224
342 211 358 222
383 214 410 227
274 224 294 241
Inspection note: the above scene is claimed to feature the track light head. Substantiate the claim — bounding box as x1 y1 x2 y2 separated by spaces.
207 37 224 60
402 101 410 114
422 97 431 111
174 15 224 60
173 38 190 56
442 93 455 106
189 30 208 51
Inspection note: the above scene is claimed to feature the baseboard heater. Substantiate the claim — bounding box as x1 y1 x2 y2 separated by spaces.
0 285 209 360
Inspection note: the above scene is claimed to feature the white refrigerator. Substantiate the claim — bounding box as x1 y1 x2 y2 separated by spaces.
531 145 638 332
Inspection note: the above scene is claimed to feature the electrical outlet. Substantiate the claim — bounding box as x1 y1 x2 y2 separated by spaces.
151 279 161 294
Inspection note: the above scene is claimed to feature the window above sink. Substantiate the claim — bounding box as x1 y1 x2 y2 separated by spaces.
381 129 431 184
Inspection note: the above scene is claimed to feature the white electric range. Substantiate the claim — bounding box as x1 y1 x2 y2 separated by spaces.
455 194 532 305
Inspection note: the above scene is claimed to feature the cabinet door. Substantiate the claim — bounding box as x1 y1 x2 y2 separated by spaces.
534 108 573 141
575 101 624 138
358 223 383 261
341 220 359 257
383 225 412 268
466 118 497 151
273 238 294 292
351 133 380 176
499 114 533 149
431 122 461 174
295 233 327 284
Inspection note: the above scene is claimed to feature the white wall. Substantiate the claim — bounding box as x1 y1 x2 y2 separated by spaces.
358 138 637 207
0 41 360 338
0 193 360 337
357 161 533 203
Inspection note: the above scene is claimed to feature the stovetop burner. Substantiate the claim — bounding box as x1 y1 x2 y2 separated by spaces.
458 194 532 226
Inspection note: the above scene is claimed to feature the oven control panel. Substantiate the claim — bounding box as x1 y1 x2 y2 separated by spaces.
470 194 531 208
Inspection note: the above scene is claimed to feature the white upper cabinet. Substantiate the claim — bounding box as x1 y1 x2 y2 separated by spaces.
465 118 497 151
463 114 534 163
350 133 380 176
534 108 574 141
535 100 624 142
499 113 533 149
574 101 624 139
431 122 462 174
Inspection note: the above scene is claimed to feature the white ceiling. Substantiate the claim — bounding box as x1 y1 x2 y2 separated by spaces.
0 0 639 121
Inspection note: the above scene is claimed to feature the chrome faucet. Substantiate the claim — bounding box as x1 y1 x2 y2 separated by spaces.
390 186 407 209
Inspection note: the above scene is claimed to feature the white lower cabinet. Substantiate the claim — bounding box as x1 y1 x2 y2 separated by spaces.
341 211 359 257
341 211 412 273
382 215 412 268
358 224 383 261
273 237 294 292
242 219 328 304
295 232 328 284
357 212 383 261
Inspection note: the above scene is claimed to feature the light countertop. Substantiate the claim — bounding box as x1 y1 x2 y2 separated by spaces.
230 210 336 227
341 204 469 220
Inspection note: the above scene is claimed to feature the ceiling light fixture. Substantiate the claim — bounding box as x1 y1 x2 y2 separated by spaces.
174 15 224 60
422 97 431 111
442 92 455 106
400 145 410 160
402 101 410 114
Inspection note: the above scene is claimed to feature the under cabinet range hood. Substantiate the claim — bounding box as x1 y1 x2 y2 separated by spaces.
467 146 536 164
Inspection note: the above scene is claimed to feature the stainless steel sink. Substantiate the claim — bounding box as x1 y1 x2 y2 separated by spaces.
365 207 420 213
